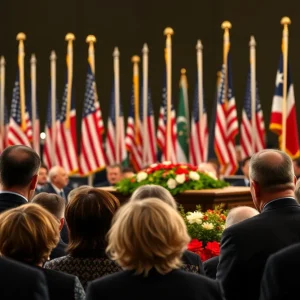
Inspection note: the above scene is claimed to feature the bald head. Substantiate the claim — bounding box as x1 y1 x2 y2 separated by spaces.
249 149 294 191
226 206 259 228
49 166 69 189
0 145 40 188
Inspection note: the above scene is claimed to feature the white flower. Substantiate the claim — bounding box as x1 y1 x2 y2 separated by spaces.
186 211 204 224
175 174 186 184
189 171 200 181
202 222 214 230
136 171 148 182
167 178 177 189
206 171 217 180
150 163 158 168
162 161 172 165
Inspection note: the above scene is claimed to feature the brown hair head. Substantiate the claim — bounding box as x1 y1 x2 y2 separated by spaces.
66 188 120 257
0 203 60 265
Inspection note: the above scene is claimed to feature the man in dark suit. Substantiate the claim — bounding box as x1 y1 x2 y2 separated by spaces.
217 149 300 300
41 166 71 201
260 242 300 300
32 192 67 259
0 256 49 300
204 206 258 279
36 164 49 193
0 145 40 212
95 164 122 187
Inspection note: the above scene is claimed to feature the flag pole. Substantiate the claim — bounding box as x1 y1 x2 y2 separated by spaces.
281 16 291 153
65 33 75 129
221 21 231 79
113 47 120 163
86 35 97 186
196 40 204 161
50 51 57 166
132 55 140 147
164 27 174 162
249 36 256 154
30 54 37 152
142 43 149 166
16 32 26 132
0 56 5 148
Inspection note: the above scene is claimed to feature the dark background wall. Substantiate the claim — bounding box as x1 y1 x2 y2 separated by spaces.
1 0 300 148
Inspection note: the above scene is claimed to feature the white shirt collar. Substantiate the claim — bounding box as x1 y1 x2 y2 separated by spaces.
51 184 63 195
0 191 28 202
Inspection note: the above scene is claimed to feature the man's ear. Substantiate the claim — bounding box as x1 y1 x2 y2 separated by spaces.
59 218 65 231
294 175 297 185
30 174 38 191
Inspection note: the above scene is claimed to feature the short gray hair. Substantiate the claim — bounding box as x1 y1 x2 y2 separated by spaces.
225 206 259 228
249 149 294 191
130 185 177 209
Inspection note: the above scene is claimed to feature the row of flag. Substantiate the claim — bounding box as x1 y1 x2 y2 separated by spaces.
0 21 299 177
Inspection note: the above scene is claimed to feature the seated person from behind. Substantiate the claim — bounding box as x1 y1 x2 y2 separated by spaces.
97 164 122 187
0 203 85 300
86 199 224 300
32 192 67 260
232 156 250 186
204 206 259 279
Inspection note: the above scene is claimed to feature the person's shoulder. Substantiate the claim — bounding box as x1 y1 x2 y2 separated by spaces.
43 267 78 285
269 243 300 265
45 255 70 268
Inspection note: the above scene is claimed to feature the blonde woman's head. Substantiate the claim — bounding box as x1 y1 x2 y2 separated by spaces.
107 198 190 276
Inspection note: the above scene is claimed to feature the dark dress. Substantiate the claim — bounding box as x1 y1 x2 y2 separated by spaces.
45 254 122 289
86 269 224 300
217 198 300 300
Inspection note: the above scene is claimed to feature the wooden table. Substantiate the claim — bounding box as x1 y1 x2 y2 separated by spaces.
98 186 253 211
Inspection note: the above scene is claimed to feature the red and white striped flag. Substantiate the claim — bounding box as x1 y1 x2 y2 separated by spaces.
79 63 107 175
214 53 239 175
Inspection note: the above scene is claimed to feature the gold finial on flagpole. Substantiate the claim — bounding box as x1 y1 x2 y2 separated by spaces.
131 55 140 63
181 68 186 75
281 16 291 26
221 21 232 30
86 35 96 44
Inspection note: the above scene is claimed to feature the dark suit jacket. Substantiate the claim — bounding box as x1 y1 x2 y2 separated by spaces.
260 243 300 300
0 192 27 213
41 183 71 201
86 269 224 300
203 256 219 279
0 257 49 300
232 179 249 187
217 198 300 300
181 250 205 275
39 267 84 300
50 238 67 260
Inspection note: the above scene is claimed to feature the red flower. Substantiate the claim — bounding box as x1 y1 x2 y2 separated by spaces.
187 239 203 252
130 178 136 183
175 168 189 175
205 241 220 256
203 216 208 221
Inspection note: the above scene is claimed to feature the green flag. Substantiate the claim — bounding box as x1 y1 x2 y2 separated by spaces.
176 69 189 163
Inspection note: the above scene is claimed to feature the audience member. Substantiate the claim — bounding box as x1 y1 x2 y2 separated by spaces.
293 157 300 179
204 206 259 279
67 185 91 203
122 167 135 179
45 189 122 289
36 164 49 192
97 164 122 187
232 157 251 186
0 145 40 212
0 203 85 300
130 184 204 275
86 199 223 300
217 149 300 300
0 257 49 300
42 166 71 201
32 192 67 260
260 243 300 300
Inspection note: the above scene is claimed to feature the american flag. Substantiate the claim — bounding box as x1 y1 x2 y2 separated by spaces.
270 54 300 158
79 64 107 175
8 73 32 147
125 88 143 171
214 54 239 175
157 72 177 163
140 86 157 166
106 82 127 165
27 88 40 155
189 76 208 165
43 89 60 169
240 69 265 159
55 81 78 174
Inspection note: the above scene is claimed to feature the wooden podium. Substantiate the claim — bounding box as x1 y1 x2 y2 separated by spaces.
98 186 253 211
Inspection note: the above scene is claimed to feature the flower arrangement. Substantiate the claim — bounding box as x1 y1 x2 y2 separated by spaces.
180 205 227 261
116 162 228 196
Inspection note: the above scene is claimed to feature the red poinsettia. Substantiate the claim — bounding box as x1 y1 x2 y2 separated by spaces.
187 240 220 262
